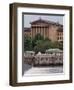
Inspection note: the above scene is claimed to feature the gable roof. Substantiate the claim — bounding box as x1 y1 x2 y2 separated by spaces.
30 18 63 26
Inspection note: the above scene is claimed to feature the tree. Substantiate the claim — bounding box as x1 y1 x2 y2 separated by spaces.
34 39 52 53
34 41 45 53
34 33 44 40
51 41 59 48
24 35 32 51
58 42 63 50
50 41 63 50
44 37 51 42
32 33 44 48
24 33 63 53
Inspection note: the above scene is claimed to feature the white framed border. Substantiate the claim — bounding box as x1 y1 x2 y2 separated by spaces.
17 7 70 83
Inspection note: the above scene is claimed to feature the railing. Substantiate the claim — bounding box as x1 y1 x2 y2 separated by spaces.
24 54 63 66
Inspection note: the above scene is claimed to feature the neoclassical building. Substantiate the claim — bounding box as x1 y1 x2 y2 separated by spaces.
24 18 63 42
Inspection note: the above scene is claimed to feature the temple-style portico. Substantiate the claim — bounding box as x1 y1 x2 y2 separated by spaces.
24 18 63 42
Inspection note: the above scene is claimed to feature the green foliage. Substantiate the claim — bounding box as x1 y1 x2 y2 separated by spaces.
58 42 63 50
34 33 44 40
32 33 44 48
24 35 32 51
24 33 63 53
44 37 51 42
50 41 63 50
50 41 59 48
34 41 45 53
33 40 50 53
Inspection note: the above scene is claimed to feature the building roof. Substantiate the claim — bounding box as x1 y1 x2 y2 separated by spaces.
24 27 31 32
30 18 63 26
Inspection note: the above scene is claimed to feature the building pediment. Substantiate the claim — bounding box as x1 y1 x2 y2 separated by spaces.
30 18 63 27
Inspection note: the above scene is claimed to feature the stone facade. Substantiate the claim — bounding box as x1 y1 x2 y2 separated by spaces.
24 28 31 37
24 19 63 42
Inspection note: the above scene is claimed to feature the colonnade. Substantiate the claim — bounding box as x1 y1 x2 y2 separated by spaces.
31 25 49 38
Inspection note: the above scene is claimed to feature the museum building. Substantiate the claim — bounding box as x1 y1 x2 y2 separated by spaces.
24 18 63 42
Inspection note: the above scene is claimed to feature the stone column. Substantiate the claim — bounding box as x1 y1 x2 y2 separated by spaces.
45 27 46 38
41 27 42 36
40 26 42 35
37 27 39 33
39 26 40 33
36 26 37 35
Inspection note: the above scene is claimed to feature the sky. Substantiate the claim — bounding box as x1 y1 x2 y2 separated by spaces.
24 14 63 27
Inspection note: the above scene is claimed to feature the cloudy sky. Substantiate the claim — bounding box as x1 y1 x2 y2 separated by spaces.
24 14 63 27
